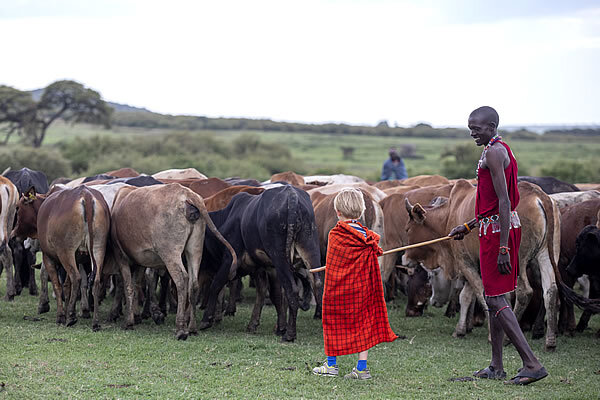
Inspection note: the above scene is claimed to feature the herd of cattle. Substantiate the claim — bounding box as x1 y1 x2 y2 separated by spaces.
0 166 599 349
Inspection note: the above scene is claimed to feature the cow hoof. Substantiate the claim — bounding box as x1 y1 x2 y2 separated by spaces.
151 313 165 325
66 317 78 327
246 324 258 334
123 323 134 331
532 331 545 340
5 294 15 302
313 312 322 320
108 312 120 323
56 315 66 325
188 329 198 336
198 321 213 330
224 310 236 317
81 310 91 319
29 288 38 296
176 331 188 341
92 324 101 332
134 315 142 325
281 335 296 343
274 327 286 336
38 303 50 314
452 331 465 339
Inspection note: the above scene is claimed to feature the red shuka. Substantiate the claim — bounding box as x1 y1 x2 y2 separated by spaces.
322 220 397 356
476 140 521 297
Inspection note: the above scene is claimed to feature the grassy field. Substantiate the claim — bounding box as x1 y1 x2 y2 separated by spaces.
0 274 598 399
43 123 600 182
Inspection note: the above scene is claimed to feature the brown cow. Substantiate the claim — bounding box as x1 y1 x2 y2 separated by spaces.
401 174 449 187
373 180 405 190
204 186 265 211
0 176 19 300
104 167 140 178
557 198 600 335
382 185 421 196
11 185 110 330
270 171 305 187
110 184 237 340
404 180 562 350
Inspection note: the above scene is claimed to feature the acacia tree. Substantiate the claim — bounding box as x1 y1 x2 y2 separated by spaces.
0 80 112 147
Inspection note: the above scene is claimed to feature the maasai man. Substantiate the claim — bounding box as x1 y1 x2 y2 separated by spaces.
313 188 397 379
449 106 547 385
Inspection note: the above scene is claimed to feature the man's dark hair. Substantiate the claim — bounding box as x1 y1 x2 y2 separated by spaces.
389 150 401 162
470 106 499 129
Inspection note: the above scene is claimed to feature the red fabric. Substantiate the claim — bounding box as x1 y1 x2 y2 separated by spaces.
322 221 397 356
476 140 521 296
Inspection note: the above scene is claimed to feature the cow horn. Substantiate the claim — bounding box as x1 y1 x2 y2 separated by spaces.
405 197 414 215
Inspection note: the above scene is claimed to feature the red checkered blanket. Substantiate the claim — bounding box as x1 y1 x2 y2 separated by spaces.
323 221 397 356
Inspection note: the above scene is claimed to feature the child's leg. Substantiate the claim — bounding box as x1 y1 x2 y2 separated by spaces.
357 350 368 371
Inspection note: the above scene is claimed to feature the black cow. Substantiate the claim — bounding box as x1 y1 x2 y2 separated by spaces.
4 167 49 296
106 175 163 187
566 225 600 336
199 185 322 342
82 174 117 183
517 176 579 194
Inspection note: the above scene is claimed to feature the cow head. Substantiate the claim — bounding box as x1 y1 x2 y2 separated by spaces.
404 263 432 317
11 187 43 241
566 225 600 278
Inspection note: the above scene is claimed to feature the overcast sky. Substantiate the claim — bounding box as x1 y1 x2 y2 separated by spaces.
1 0 599 127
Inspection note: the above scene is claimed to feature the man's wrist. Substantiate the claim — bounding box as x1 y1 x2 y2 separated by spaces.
499 246 510 255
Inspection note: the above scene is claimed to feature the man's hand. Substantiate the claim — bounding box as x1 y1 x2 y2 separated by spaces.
497 253 511 275
449 224 469 240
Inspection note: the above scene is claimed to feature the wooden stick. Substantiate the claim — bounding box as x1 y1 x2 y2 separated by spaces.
309 235 453 273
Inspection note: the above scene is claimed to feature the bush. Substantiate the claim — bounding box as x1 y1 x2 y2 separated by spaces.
540 160 600 184
440 143 481 179
0 146 72 182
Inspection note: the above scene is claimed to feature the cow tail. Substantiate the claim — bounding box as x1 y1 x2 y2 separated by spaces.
286 186 298 266
83 192 99 287
541 194 600 313
187 197 238 281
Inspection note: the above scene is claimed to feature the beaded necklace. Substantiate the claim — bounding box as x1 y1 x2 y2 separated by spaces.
476 134 502 178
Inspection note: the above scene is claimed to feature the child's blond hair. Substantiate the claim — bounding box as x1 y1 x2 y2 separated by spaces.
334 188 366 220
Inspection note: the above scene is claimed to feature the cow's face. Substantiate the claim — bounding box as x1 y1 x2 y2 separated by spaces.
405 264 432 317
403 199 432 263
11 188 41 241
567 226 600 278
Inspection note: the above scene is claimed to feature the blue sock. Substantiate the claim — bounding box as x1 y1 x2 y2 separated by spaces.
357 360 367 371
327 356 337 367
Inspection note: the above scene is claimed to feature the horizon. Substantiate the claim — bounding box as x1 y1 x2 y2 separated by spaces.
2 0 599 127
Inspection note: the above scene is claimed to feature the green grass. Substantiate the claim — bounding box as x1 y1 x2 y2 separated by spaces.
0 274 598 399
43 122 600 182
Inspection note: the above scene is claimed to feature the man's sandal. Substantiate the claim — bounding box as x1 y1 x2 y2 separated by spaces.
504 367 548 385
473 366 507 380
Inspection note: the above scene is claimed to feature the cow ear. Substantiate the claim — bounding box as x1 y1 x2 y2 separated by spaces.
584 230 599 246
23 186 37 203
404 198 426 223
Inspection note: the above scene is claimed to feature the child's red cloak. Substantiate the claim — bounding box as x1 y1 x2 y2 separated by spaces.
322 220 397 356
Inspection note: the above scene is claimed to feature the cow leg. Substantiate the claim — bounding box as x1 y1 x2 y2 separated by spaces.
79 264 91 319
132 267 146 324
270 252 299 342
38 262 50 314
3 248 16 301
91 247 107 332
184 230 204 336
225 277 242 316
453 283 474 338
532 304 546 339
57 253 81 327
163 257 189 340
200 251 236 331
118 256 136 330
247 269 268 333
267 270 287 336
26 247 38 296
536 250 558 351
141 269 154 320
576 280 599 332
108 274 124 323
157 272 169 318
43 255 66 324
